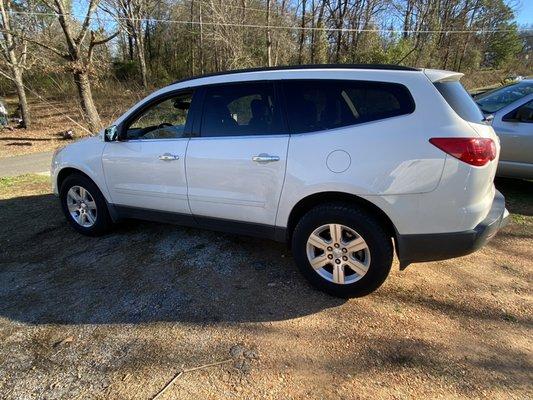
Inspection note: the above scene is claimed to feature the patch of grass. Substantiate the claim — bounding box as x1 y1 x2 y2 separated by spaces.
0 174 51 199
511 213 531 226
0 174 49 188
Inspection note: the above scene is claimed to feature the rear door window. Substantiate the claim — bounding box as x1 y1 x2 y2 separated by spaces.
503 99 533 123
200 82 283 137
282 80 415 134
434 81 485 123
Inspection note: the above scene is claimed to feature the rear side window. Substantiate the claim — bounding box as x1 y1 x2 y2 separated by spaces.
282 80 415 134
434 81 485 122
200 82 283 137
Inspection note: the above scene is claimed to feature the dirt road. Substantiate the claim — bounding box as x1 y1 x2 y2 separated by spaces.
0 175 531 399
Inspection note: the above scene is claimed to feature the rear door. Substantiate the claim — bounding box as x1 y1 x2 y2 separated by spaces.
186 81 289 230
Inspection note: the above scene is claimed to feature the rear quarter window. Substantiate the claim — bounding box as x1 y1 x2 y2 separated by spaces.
282 80 415 134
434 81 485 123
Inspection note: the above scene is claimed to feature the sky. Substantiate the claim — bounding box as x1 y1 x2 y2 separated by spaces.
514 0 533 26
70 0 533 29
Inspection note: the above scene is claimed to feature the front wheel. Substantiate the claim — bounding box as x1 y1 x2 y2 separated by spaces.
59 173 112 236
292 203 393 298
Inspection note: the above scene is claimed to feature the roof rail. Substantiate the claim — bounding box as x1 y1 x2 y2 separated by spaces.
171 63 420 85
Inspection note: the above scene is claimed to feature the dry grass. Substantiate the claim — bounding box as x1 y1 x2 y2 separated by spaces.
0 175 531 399
0 89 147 158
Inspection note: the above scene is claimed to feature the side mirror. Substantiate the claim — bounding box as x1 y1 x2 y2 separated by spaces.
104 125 118 142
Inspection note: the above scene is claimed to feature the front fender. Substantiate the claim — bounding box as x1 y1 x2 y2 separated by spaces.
51 137 110 201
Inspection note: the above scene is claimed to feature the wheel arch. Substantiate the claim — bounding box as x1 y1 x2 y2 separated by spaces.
56 167 118 222
57 167 93 192
285 191 400 260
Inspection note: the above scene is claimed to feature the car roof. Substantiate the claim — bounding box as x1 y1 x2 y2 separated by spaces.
170 64 420 86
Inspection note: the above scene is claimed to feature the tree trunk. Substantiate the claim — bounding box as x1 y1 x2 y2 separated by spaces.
199 1 205 74
74 71 101 133
266 0 272 67
190 0 196 75
12 67 30 128
310 0 315 62
134 30 148 88
137 40 148 88
0 0 31 128
145 20 152 68
128 33 134 61
298 0 306 64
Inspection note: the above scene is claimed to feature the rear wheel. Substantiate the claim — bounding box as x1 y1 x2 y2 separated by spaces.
292 203 393 297
60 174 112 236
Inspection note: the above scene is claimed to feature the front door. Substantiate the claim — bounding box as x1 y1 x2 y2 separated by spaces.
186 82 289 228
102 90 195 214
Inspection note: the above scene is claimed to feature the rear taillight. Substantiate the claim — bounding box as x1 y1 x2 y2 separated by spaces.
429 137 496 167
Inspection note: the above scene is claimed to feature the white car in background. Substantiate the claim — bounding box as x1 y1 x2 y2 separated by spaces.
475 79 533 179
51 65 508 297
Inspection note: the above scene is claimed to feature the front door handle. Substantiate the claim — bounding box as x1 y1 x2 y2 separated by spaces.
252 153 280 164
158 153 179 161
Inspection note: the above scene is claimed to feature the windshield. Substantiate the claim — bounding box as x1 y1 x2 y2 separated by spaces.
475 81 533 113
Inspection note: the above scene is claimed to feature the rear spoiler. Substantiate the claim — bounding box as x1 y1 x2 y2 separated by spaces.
423 69 464 83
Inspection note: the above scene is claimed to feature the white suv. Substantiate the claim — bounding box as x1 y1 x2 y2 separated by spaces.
51 65 509 297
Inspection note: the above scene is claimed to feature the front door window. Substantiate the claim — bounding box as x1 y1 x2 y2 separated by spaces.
126 92 193 140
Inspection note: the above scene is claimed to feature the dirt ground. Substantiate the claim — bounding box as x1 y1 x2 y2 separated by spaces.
0 175 531 399
0 92 144 159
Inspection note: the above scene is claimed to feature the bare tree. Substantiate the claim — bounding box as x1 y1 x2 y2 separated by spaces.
266 0 272 66
298 0 307 64
29 0 118 132
110 0 151 88
0 0 31 127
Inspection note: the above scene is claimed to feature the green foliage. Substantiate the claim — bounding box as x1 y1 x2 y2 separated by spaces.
112 61 139 82
479 0 523 68
312 21 329 64
486 26 522 69
384 38 415 65
461 48 483 71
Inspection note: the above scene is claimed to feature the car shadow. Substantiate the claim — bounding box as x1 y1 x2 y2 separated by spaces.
495 177 533 216
0 193 345 326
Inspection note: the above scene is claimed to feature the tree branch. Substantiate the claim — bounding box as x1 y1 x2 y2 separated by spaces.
88 30 119 61
76 0 100 45
0 28 69 59
53 0 77 54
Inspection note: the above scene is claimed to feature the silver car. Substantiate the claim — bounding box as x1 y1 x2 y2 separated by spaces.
475 79 533 179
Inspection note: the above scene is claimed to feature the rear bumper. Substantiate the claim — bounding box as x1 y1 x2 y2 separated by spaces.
397 190 508 268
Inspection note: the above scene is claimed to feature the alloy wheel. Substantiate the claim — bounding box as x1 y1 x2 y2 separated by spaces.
66 185 97 228
306 223 371 284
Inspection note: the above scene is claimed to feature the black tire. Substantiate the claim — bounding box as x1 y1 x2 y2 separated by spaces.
292 203 393 298
59 173 113 236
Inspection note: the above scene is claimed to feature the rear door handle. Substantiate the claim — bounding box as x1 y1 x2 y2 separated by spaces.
252 153 280 163
158 153 179 161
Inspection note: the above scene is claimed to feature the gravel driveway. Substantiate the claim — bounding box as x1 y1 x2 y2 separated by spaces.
0 175 531 399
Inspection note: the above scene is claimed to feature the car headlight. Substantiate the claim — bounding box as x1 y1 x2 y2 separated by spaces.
51 145 67 170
